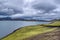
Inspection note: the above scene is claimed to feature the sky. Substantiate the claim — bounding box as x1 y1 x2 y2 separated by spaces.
0 0 60 20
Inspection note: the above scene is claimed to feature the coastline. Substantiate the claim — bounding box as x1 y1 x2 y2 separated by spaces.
1 21 60 40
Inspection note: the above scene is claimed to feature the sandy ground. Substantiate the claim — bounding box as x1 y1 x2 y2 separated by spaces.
25 28 60 40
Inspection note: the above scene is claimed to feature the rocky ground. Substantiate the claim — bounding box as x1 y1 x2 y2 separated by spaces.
26 28 60 40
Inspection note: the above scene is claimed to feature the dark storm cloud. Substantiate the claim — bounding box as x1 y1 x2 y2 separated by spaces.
32 2 57 13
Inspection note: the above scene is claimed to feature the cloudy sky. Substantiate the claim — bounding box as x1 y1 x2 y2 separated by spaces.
0 0 60 20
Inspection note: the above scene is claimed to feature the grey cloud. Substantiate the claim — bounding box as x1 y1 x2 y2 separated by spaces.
0 0 60 20
32 2 57 13
54 0 60 4
0 8 23 15
0 0 23 16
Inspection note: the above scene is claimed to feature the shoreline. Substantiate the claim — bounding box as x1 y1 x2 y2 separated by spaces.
0 21 53 40
0 20 51 22
0 21 51 39
1 21 60 40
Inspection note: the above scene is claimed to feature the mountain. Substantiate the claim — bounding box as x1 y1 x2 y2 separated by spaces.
0 16 51 22
0 15 57 22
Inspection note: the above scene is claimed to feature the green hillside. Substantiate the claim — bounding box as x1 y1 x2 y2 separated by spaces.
1 21 60 40
42 21 60 26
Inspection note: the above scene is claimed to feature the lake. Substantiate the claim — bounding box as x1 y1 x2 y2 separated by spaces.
0 21 50 38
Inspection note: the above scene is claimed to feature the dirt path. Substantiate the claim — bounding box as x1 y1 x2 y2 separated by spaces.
26 28 60 40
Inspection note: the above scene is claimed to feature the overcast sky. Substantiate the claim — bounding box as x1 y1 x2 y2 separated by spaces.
0 0 60 20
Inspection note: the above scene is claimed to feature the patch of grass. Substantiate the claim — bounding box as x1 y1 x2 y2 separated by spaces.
43 21 60 27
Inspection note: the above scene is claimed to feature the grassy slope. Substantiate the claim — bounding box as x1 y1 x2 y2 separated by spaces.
43 21 60 26
2 21 60 40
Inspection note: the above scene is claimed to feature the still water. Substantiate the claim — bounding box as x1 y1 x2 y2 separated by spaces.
0 21 50 38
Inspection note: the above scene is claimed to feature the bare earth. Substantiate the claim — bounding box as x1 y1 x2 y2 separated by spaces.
26 28 60 40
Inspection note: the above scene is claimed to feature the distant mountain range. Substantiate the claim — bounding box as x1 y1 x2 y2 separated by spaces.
0 16 58 22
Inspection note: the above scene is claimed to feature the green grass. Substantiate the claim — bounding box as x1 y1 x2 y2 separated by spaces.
1 21 60 40
42 21 60 26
